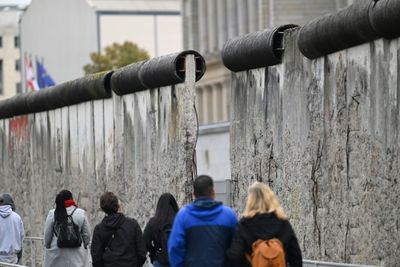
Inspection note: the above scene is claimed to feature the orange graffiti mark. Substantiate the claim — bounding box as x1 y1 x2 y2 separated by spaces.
8 115 29 152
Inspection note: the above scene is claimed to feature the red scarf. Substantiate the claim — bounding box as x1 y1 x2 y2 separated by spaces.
64 199 78 208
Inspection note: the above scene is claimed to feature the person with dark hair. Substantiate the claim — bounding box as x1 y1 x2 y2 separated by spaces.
0 195 24 264
43 190 91 267
144 193 179 266
168 175 238 267
1 194 16 211
91 192 147 267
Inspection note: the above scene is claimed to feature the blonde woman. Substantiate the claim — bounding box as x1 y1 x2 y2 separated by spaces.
226 182 302 267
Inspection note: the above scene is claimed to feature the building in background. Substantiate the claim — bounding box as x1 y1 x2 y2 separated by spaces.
20 0 182 87
0 5 25 100
183 0 351 189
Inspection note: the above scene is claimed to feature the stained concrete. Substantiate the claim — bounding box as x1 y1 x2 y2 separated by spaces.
229 29 399 266
0 56 198 265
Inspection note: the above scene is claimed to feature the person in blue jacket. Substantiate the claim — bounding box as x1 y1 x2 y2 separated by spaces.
168 175 238 267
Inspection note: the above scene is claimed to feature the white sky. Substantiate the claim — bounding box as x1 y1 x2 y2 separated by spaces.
0 0 31 6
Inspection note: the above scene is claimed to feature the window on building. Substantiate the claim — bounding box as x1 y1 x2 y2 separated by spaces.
0 60 3 94
16 82 22 94
15 59 20 71
14 36 20 48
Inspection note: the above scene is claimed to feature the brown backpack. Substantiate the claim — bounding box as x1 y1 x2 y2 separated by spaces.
246 238 286 267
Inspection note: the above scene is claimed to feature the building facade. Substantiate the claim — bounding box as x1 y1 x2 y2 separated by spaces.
0 7 23 100
183 0 351 182
20 0 182 86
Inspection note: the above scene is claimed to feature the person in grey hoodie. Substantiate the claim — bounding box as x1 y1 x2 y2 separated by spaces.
0 195 24 264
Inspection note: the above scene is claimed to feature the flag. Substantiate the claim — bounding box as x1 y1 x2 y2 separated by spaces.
24 55 39 91
36 59 55 89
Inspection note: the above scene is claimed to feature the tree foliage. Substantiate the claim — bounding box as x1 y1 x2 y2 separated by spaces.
83 41 150 74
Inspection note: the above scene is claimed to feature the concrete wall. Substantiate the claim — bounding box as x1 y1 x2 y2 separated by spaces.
229 29 399 266
0 56 197 245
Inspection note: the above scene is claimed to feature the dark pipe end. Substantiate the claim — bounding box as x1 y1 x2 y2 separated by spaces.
102 70 113 97
175 50 206 82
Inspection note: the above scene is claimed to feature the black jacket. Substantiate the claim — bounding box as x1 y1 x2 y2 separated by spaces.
91 213 147 267
143 217 166 264
226 212 302 267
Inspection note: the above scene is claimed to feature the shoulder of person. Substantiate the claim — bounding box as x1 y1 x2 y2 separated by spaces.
145 217 157 228
9 211 23 223
222 205 237 218
67 207 86 217
46 209 55 218
75 207 87 215
146 216 156 224
124 215 140 227
175 205 189 216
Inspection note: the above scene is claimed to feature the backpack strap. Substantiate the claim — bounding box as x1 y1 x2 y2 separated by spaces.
68 207 78 222
105 228 119 251
52 207 77 237
105 218 124 251
70 207 78 216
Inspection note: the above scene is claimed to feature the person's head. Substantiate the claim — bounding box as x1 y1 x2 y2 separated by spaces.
193 175 215 198
0 194 15 211
100 192 120 215
154 193 179 224
55 190 74 223
1 194 16 211
242 182 287 220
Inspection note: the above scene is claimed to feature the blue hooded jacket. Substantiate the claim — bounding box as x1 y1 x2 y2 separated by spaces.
168 197 237 267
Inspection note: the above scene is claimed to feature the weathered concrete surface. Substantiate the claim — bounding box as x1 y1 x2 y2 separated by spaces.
230 29 399 266
0 56 197 247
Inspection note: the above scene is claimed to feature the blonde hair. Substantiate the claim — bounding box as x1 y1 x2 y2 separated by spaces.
242 182 287 220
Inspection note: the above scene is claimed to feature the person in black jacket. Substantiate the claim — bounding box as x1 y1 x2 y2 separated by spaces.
226 182 302 267
143 193 179 267
91 192 147 267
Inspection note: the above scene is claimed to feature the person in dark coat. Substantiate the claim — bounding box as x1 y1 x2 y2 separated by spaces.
91 192 147 267
226 182 302 267
144 193 179 267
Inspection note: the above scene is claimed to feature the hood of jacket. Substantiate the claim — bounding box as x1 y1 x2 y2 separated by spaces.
0 205 12 218
186 197 223 221
240 212 285 237
101 212 126 230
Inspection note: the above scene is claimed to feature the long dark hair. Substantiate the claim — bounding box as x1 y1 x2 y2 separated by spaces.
154 193 179 227
55 190 73 223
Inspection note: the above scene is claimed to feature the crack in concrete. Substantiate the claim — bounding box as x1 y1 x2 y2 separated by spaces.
346 124 351 190
344 218 350 261
311 139 324 254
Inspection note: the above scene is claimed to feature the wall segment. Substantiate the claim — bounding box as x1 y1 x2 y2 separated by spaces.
228 28 399 265
0 53 201 246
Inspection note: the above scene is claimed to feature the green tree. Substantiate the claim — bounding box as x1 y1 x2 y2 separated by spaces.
83 41 150 74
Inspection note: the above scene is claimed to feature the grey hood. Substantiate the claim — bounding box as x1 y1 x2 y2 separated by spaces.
0 205 12 218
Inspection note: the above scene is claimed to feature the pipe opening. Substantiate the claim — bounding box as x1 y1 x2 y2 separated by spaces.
103 71 113 96
272 31 285 59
